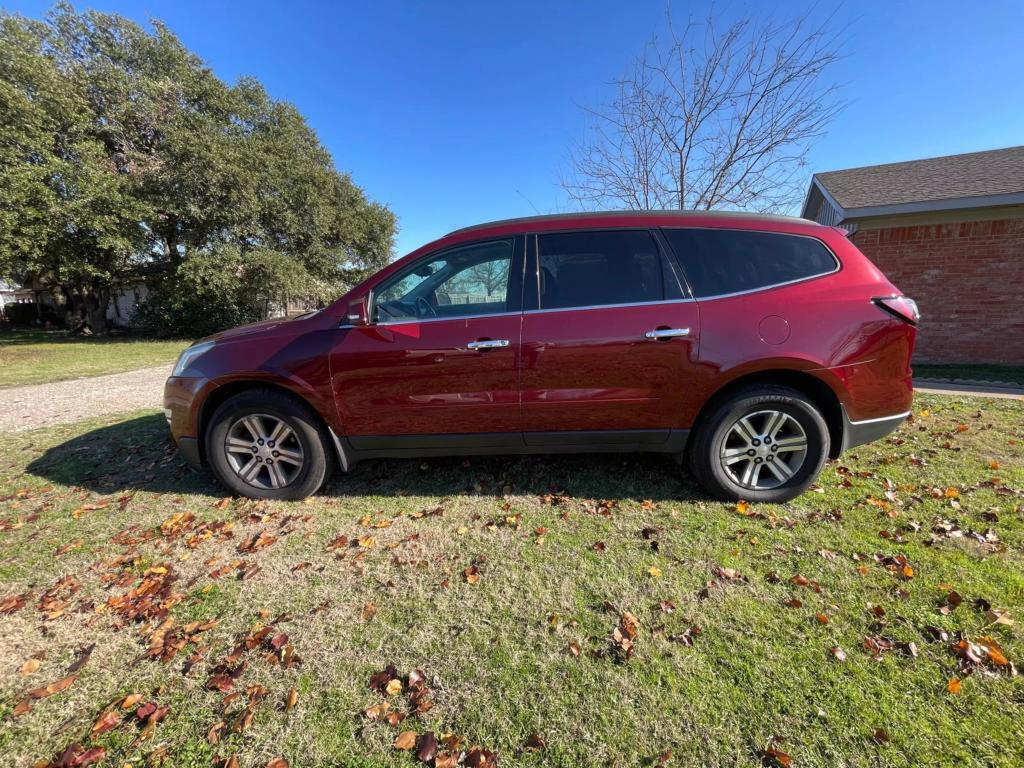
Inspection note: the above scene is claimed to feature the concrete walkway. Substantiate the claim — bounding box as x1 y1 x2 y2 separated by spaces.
0 364 171 432
914 379 1024 399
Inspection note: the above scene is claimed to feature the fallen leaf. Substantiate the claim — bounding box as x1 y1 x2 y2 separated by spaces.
285 688 298 710
418 731 438 763
362 602 378 621
524 733 546 751
394 731 418 750
20 659 41 676
91 709 122 737
385 678 403 696
947 677 961 694
648 566 663 578
830 646 847 662
266 759 288 768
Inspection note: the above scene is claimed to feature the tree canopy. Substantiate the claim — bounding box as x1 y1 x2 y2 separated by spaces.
0 2 396 335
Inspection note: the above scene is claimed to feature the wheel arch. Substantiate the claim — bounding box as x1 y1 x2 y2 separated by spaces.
691 369 846 459
197 379 348 467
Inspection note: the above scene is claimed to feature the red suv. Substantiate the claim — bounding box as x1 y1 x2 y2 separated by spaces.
164 211 917 503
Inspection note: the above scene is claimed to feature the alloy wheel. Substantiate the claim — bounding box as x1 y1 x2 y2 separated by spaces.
719 409 809 491
224 414 305 490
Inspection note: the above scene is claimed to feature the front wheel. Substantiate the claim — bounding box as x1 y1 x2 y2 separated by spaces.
205 389 334 500
688 385 829 503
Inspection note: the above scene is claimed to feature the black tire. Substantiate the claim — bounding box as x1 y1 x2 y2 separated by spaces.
688 385 829 503
205 388 334 501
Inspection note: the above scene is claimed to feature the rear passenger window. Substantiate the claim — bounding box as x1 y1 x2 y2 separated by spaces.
537 230 664 310
662 229 837 298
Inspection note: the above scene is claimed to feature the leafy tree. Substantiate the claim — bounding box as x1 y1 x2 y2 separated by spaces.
0 3 395 335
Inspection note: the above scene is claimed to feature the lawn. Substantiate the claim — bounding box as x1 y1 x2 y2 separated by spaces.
0 394 1021 768
0 329 189 388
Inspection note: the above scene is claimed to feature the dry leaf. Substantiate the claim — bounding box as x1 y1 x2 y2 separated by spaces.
394 731 418 750
20 659 41 676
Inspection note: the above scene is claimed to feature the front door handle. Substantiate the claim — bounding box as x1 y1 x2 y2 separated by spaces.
467 339 510 350
644 327 690 340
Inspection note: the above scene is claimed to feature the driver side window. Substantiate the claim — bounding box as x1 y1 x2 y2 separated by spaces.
373 239 514 322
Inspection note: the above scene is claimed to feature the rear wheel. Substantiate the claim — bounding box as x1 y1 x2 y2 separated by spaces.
688 385 829 503
205 389 334 500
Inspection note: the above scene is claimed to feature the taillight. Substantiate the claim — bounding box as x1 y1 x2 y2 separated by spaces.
873 295 920 325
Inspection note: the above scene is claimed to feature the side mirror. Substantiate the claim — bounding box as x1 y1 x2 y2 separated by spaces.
346 297 369 326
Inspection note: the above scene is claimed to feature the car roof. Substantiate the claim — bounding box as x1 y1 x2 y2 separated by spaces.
445 209 818 238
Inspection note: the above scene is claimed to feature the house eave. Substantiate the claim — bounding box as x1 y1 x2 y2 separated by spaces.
826 191 1024 222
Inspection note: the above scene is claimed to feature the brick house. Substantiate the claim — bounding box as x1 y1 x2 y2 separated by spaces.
801 146 1024 365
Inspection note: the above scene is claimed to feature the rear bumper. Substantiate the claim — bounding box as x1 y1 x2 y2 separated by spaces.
840 408 909 453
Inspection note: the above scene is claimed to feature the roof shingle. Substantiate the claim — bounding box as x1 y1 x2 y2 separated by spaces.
814 145 1024 211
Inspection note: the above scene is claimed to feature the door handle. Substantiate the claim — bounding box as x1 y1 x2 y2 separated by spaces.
467 339 510 350
644 327 690 340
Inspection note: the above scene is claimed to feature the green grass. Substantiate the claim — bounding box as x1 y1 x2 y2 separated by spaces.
915 364 1024 386
0 395 1022 767
0 328 189 388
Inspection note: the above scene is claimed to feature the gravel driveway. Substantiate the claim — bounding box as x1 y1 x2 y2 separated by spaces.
0 364 171 432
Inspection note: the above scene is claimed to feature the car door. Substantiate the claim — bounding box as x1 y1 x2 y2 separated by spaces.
519 228 700 444
330 236 525 448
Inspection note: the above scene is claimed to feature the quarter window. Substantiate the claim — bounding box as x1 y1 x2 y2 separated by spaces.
661 228 838 298
536 230 664 310
374 239 514 322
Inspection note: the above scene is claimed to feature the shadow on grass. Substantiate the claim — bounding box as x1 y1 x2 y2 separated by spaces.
27 413 706 502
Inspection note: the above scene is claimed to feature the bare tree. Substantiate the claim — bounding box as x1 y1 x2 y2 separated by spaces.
561 9 845 213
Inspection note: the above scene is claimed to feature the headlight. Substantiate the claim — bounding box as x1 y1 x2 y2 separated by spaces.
172 340 215 377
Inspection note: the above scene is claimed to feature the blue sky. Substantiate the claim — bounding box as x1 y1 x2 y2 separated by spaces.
5 0 1024 255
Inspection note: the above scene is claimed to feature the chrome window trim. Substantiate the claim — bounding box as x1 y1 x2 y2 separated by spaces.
371 310 523 327
658 226 842 302
523 297 696 316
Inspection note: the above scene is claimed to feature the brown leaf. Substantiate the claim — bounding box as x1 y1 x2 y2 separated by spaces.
121 693 143 710
28 673 77 699
285 688 298 711
524 733 546 751
830 646 847 662
763 746 792 768
872 728 890 745
464 565 481 584
0 593 28 615
418 731 438 763
266 759 289 768
947 677 962 694
91 709 122 737
394 731 419 750
362 602 378 621
20 658 41 676
435 752 459 768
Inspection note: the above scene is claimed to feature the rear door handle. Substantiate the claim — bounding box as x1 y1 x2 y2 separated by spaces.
467 339 510 350
644 328 690 340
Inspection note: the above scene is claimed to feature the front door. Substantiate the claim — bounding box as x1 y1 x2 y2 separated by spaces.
519 229 700 444
331 236 525 447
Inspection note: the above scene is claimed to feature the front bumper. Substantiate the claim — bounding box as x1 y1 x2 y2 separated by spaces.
840 407 909 453
164 375 209 470
175 436 203 470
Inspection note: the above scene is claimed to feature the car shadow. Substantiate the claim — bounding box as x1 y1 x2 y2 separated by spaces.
26 413 707 503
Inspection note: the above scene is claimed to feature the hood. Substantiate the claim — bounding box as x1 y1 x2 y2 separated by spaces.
203 313 317 343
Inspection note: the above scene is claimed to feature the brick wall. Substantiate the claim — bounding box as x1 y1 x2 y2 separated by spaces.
851 216 1024 364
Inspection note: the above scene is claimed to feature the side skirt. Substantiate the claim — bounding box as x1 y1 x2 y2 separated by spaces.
334 429 690 469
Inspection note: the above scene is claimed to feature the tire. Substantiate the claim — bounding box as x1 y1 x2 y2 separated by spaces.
688 385 829 503
205 388 334 501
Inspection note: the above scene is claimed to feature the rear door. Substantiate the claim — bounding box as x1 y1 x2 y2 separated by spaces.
331 236 525 447
519 228 700 445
